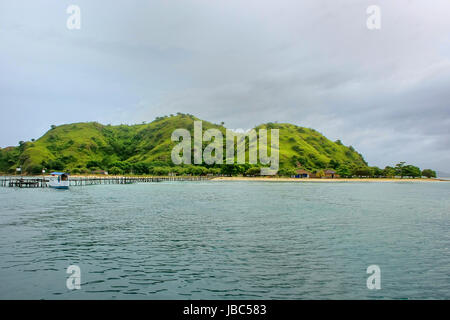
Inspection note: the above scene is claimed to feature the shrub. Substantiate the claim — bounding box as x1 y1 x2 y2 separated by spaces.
208 168 221 175
152 167 170 176
277 168 296 177
245 167 261 176
86 160 101 169
109 167 123 175
27 164 44 175
316 170 325 178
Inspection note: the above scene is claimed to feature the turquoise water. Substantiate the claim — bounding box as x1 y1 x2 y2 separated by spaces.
0 181 449 299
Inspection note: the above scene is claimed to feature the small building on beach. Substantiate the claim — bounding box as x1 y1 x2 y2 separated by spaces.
295 169 311 178
324 169 338 178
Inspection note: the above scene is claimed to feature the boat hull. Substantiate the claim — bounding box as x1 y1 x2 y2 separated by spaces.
48 179 69 189
49 185 69 190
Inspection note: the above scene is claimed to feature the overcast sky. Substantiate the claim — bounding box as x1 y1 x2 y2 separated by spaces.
1 0 449 171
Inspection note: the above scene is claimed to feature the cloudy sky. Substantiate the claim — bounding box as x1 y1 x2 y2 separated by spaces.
1 0 449 171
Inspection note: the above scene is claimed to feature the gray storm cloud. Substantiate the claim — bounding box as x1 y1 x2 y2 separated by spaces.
0 0 449 171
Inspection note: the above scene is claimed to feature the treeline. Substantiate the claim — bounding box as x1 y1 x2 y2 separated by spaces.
1 147 437 178
277 161 435 178
346 162 436 178
56 160 261 176
331 162 434 178
20 158 436 179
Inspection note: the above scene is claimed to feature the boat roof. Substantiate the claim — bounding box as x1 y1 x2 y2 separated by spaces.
51 172 69 175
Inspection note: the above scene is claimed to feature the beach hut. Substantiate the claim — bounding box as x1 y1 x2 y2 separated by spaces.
49 172 70 189
324 169 338 178
295 169 311 178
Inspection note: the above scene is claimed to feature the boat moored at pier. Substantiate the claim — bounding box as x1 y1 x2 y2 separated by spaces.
49 172 69 189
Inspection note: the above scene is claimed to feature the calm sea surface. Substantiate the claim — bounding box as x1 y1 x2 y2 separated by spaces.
0 181 449 299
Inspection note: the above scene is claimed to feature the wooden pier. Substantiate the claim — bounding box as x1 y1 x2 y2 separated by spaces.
0 176 212 188
2 178 47 188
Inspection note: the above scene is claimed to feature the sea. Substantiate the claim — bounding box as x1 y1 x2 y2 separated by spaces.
0 181 449 299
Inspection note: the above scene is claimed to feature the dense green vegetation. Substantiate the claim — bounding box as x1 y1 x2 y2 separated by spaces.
421 169 437 178
0 113 433 178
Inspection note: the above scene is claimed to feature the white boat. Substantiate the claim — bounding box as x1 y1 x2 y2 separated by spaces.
49 172 69 189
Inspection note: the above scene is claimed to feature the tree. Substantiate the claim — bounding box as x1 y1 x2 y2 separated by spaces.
220 164 243 176
208 167 221 175
383 166 396 178
191 166 208 176
371 166 383 178
132 162 149 175
395 162 406 178
421 169 436 178
153 167 170 176
337 165 352 178
394 162 421 178
328 159 340 169
277 168 296 177
352 167 373 177
26 164 43 175
403 165 421 178
86 160 101 169
316 169 325 178
109 167 123 175
244 167 260 176
44 159 64 171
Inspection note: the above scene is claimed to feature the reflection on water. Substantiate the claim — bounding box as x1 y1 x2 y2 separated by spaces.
0 181 449 299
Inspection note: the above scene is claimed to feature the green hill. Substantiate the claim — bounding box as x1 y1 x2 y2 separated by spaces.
0 113 368 176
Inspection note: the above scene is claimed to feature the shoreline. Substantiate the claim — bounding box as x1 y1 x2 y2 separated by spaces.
1 175 447 183
211 177 448 182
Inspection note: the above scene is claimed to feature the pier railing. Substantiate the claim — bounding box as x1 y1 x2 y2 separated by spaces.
0 176 212 188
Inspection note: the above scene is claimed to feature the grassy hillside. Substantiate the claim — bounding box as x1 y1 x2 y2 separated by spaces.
255 122 367 172
0 113 367 176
